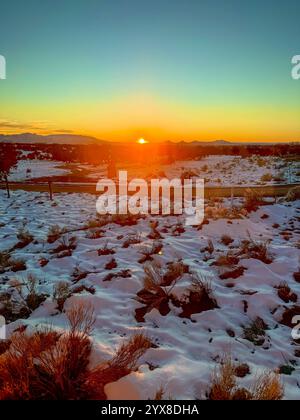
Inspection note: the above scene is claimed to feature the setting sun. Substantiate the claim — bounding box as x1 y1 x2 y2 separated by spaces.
137 138 147 144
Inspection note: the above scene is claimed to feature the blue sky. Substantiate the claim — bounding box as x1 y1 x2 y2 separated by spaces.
0 0 299 141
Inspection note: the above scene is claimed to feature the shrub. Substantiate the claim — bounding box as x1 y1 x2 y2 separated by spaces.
71 265 89 283
103 269 131 282
0 251 11 274
105 258 117 270
219 266 246 280
214 252 239 267
202 239 214 255
275 282 297 303
0 274 47 322
138 241 163 264
244 188 264 212
86 229 104 239
47 225 67 244
163 260 188 286
238 233 272 264
285 186 300 202
97 243 115 256
148 221 163 240
0 303 151 400
256 158 266 167
179 273 218 318
209 357 283 400
135 261 178 321
15 228 34 249
51 235 77 255
220 235 234 246
260 173 273 183
10 258 27 272
243 317 268 346
10 274 47 314
110 214 142 226
122 233 141 248
0 252 27 274
53 281 72 312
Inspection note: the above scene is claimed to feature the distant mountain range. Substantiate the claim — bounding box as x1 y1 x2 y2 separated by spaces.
0 133 105 145
0 133 235 145
0 133 296 145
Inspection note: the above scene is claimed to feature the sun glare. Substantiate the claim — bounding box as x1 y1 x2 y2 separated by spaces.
137 138 147 144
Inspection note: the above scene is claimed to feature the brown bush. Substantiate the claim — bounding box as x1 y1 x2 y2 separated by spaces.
209 357 283 400
244 188 265 212
0 303 151 400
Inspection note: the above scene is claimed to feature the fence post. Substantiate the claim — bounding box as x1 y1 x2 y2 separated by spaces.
48 180 53 201
5 174 10 198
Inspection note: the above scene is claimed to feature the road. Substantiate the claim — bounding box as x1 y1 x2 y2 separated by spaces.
1 181 299 198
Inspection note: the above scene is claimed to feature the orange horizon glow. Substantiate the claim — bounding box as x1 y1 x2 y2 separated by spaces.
1 93 300 143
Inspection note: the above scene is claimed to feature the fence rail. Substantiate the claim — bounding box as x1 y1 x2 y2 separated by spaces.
0 181 299 198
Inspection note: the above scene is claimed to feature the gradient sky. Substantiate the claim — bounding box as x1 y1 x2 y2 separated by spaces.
0 0 300 142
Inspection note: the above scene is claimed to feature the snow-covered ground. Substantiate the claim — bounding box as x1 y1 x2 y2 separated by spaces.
9 159 70 181
0 188 299 399
164 155 300 186
10 155 300 186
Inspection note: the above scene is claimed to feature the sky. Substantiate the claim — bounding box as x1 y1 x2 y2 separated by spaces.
0 0 300 142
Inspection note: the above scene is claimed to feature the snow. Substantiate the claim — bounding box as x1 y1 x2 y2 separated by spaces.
0 185 299 400
164 155 300 186
8 155 300 185
9 159 70 181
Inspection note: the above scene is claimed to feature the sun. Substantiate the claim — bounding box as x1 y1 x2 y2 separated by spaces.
137 138 148 144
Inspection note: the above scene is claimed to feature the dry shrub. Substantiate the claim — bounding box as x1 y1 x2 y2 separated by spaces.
153 386 165 400
260 173 273 183
220 235 234 246
205 206 246 220
109 333 151 371
15 228 34 249
0 302 150 400
238 232 272 264
0 328 61 399
0 251 11 273
10 258 27 272
209 357 236 400
143 261 182 296
0 274 47 322
47 225 66 244
97 243 115 256
138 241 163 264
122 233 141 248
244 188 264 212
53 281 72 312
0 252 26 274
72 265 90 283
209 357 283 400
135 261 180 322
179 272 218 318
110 213 142 226
252 372 284 400
243 317 268 346
214 252 239 267
51 235 77 255
275 282 297 303
285 186 300 202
